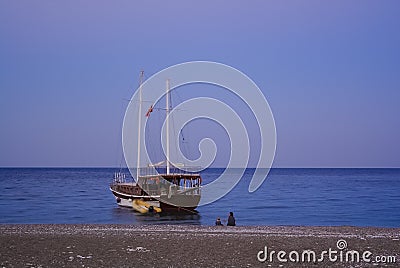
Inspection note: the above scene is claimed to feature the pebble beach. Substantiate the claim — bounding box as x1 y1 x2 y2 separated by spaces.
0 224 399 267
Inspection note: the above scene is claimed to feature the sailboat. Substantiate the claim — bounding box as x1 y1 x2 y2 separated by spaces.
109 71 202 214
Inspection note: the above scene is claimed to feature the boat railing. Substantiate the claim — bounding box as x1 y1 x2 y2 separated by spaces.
113 172 126 183
138 177 201 197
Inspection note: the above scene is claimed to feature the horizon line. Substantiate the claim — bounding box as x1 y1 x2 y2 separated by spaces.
0 166 399 169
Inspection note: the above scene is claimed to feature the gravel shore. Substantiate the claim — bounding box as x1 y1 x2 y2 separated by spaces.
0 225 399 267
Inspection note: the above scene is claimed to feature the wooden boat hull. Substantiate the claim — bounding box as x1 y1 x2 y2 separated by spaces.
110 183 200 213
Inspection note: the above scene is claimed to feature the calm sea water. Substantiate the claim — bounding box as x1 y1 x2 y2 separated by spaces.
0 168 399 227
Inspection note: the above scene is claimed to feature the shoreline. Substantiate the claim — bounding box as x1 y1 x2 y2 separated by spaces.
1 225 399 267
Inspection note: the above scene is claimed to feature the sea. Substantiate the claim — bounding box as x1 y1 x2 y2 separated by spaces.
0 168 399 227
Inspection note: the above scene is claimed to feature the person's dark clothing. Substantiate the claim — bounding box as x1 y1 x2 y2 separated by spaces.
227 215 236 226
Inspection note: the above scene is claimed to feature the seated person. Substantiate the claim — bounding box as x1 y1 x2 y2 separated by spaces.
227 212 236 226
215 217 223 226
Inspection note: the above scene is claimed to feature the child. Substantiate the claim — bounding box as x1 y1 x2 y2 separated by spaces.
215 217 223 226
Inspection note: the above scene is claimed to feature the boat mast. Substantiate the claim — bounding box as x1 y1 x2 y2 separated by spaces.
166 79 170 175
136 71 144 180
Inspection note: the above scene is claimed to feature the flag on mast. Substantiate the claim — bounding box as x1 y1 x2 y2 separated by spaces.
145 105 153 117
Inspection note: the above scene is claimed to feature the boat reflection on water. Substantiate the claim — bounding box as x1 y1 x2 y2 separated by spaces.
112 206 201 225
134 211 201 225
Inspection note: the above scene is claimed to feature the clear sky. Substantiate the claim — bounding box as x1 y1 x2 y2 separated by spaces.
0 1 399 168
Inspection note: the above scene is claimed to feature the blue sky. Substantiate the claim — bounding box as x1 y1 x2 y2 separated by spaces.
0 1 399 167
